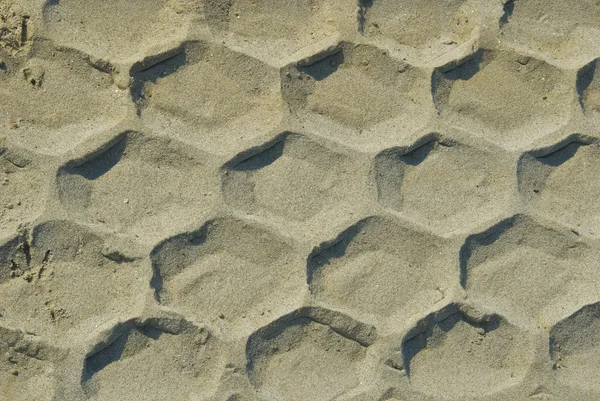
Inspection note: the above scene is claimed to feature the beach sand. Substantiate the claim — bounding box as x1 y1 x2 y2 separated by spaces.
1 0 600 400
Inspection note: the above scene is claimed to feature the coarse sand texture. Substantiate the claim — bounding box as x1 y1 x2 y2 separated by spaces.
1 0 600 400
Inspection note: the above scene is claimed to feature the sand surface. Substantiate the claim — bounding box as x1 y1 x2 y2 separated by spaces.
1 0 600 400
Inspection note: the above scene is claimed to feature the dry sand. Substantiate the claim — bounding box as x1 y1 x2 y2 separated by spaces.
1 0 600 400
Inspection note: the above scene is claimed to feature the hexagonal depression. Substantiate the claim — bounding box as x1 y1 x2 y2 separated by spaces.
246 307 375 401
518 136 600 237
208 0 341 63
500 0 600 61
432 49 571 149
56 131 216 237
0 49 129 155
42 0 188 63
0 220 146 343
222 132 359 223
282 42 430 131
550 302 600 393
82 318 220 400
400 304 534 399
135 41 281 144
150 217 298 324
460 214 598 324
307 216 455 320
359 0 479 62
374 135 512 232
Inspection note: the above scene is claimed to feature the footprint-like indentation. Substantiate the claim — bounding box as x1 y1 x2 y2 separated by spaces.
0 327 58 401
0 51 130 154
550 302 600 392
42 0 188 63
135 42 281 150
282 42 430 133
374 135 512 232
0 220 146 343
246 307 375 401
222 133 360 224
0 146 46 238
307 216 454 319
56 131 216 237
500 0 600 62
518 138 600 236
151 217 298 325
400 304 533 399
359 0 479 63
433 50 570 148
82 318 220 400
208 0 341 64
460 215 598 324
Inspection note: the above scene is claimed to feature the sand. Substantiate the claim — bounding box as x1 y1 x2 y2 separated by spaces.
0 0 599 400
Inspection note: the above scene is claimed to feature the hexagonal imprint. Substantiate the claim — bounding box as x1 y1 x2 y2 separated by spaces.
0 220 146 343
212 0 341 62
56 131 216 237
518 138 600 237
42 0 188 63
308 216 454 319
0 327 58 401
0 147 46 239
401 305 533 399
82 320 220 400
151 218 297 324
374 136 511 232
222 133 358 223
359 0 478 62
282 42 429 131
550 302 600 392
246 308 373 401
460 215 598 324
135 41 280 142
0 51 130 154
433 50 570 148
500 0 600 61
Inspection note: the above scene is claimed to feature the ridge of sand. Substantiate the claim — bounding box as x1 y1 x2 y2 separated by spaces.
1 0 600 400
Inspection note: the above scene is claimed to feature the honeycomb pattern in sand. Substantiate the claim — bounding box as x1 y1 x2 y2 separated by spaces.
0 0 599 400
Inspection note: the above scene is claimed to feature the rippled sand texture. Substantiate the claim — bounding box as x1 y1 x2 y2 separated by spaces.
1 0 600 400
